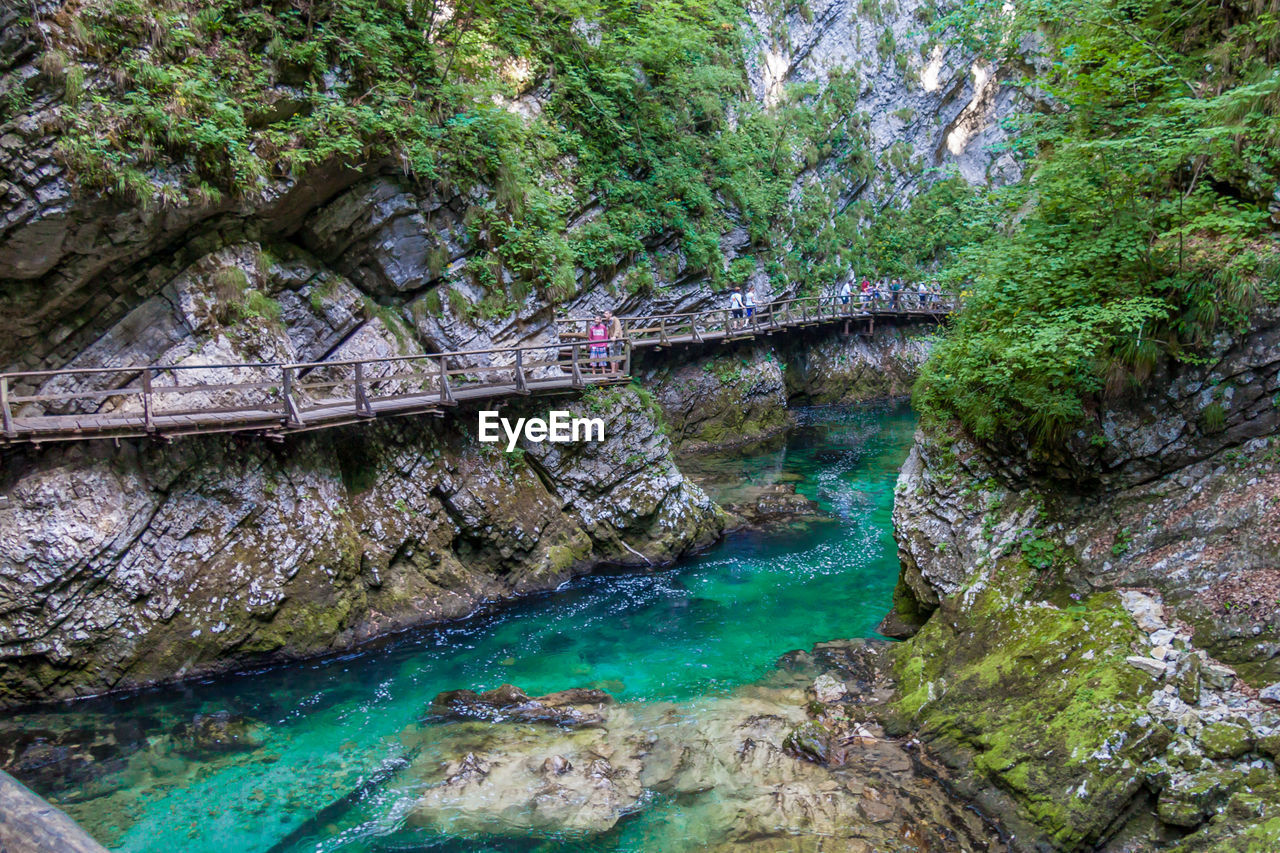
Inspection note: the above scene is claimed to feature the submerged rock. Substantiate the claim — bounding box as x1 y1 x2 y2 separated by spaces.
400 659 1003 851
171 711 263 758
427 684 612 728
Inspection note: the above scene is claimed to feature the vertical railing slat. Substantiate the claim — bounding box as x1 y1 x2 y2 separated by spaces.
515 348 528 393
142 368 155 433
1 377 14 438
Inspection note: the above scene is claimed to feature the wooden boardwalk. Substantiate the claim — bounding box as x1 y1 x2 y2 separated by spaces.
1 294 953 445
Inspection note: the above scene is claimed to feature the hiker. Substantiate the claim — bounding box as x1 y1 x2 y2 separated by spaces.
743 286 756 323
890 278 902 310
604 310 624 374
838 278 852 312
860 277 871 308
917 281 929 308
728 286 745 330
587 316 609 375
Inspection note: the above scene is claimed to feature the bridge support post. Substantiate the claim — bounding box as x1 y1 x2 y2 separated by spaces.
353 362 375 417
438 358 455 404
142 368 155 433
571 343 584 389
1 377 13 439
515 349 529 394
659 318 669 347
282 367 305 427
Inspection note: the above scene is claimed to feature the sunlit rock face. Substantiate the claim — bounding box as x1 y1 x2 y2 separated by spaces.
744 0 1023 202
399 649 1002 850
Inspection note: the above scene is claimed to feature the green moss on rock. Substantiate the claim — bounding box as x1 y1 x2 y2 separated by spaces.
889 568 1167 848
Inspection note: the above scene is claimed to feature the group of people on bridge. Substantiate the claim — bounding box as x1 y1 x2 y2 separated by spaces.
574 276 952 373
831 277 947 310
724 278 948 329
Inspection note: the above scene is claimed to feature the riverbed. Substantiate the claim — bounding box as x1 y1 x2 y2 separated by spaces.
4 402 920 852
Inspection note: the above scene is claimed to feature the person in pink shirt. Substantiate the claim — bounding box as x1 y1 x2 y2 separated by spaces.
587 316 609 375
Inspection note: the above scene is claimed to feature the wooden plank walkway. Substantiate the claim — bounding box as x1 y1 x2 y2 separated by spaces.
0 293 953 445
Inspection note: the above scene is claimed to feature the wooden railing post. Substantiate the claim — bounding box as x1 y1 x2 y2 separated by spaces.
659 317 669 347
571 343 584 388
438 357 454 403
282 367 305 427
622 340 632 377
515 348 529 394
1 377 14 439
142 368 155 433
354 362 374 417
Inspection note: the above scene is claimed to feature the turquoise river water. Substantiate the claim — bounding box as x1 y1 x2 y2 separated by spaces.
7 402 917 852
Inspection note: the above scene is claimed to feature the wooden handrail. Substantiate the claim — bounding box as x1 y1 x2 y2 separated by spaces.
0 287 953 445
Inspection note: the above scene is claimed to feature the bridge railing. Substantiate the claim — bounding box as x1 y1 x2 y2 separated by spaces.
554 292 956 345
0 339 632 442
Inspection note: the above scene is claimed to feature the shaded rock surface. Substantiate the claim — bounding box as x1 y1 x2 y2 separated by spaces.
646 324 935 454
782 323 934 405
885 307 1280 850
0 383 722 708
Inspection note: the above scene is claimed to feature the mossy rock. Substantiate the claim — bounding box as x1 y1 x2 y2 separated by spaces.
1166 784 1280 851
783 721 832 764
889 574 1169 848
1197 721 1254 760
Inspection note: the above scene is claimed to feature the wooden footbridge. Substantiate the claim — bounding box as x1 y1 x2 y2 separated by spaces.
0 293 954 445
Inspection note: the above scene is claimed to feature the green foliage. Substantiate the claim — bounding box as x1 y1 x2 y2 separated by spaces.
38 0 877 303
1201 401 1227 433
914 0 1280 449
239 289 283 326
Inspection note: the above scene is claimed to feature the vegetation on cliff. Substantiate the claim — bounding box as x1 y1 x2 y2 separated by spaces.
913 0 1280 447
9 0 875 305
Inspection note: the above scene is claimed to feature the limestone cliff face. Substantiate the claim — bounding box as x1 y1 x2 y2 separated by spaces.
783 322 932 404
1 0 1019 377
0 386 722 709
644 321 934 453
745 0 1023 204
884 306 1280 849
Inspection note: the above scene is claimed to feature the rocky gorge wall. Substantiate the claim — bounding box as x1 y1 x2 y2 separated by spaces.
644 321 935 453
0 0 1008 709
881 306 1280 850
0 385 724 709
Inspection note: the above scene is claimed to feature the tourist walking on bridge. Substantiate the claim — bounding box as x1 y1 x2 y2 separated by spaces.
743 286 756 323
587 316 609 375
838 279 852 313
604 310 624 374
728 286 745 330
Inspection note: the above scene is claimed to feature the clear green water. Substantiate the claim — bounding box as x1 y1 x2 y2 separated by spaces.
14 401 916 852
